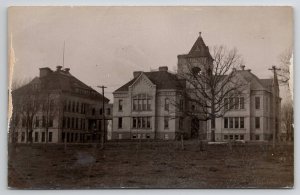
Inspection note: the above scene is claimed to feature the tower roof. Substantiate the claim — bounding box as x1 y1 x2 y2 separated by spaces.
188 32 213 59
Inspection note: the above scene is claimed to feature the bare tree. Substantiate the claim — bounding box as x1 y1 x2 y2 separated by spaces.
277 48 293 89
281 101 293 142
176 46 246 142
40 93 61 144
12 84 43 143
9 79 33 144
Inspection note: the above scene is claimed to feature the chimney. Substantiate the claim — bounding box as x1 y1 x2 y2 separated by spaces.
39 67 53 77
159 66 168 72
56 65 62 71
64 68 70 73
240 65 245 70
133 71 142 78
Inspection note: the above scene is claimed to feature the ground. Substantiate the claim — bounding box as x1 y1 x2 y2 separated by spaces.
8 141 293 189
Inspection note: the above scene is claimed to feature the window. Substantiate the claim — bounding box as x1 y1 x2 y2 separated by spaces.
62 132 65 142
229 135 233 140
255 117 260 129
191 105 196 111
224 117 228 128
67 133 70 142
146 134 150 139
235 134 239 140
35 116 39 127
68 101 71 112
133 94 151 111
132 134 137 139
164 116 169 129
99 120 102 130
75 118 78 129
118 117 123 129
229 118 233 128
133 117 137 128
179 100 184 111
48 132 53 142
42 132 45 142
137 117 141 128
229 98 234 109
132 117 151 129
48 117 53 127
21 132 25 142
234 97 239 109
147 117 151 128
224 135 228 140
133 99 138 111
147 99 151 111
72 101 75 112
106 108 111 115
71 117 74 129
76 102 79 113
42 116 46 127
35 132 39 142
119 100 123 111
234 117 239 128
179 117 183 129
256 134 260 140
81 119 85 130
224 98 229 110
75 133 78 142
240 117 244 128
255 97 260 109
142 117 146 128
22 117 26 127
92 108 96 115
142 99 147 111
240 97 245 109
165 98 170 111
240 135 244 140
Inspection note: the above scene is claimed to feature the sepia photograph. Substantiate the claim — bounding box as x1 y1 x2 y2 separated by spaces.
7 6 293 189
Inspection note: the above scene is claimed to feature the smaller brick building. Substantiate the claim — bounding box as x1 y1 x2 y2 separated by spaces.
10 66 111 144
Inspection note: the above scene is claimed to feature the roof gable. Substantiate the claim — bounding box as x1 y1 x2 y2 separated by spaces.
114 71 184 93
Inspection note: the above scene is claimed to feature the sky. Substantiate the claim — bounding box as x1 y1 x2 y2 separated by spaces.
8 6 293 101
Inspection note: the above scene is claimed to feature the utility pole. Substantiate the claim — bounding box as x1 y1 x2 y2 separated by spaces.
97 85 107 149
268 66 281 149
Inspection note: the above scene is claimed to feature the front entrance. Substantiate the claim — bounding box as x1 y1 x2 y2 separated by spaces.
191 118 199 139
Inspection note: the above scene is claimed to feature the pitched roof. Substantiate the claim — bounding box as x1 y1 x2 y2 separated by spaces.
188 33 213 59
13 68 109 102
236 70 273 91
114 71 184 92
260 79 273 88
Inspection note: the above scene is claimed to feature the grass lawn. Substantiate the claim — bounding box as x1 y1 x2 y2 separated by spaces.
8 141 294 189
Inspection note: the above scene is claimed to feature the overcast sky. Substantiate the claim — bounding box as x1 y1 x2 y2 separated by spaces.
8 6 293 101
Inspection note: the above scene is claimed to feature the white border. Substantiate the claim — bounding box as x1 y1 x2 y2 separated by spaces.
0 1 298 195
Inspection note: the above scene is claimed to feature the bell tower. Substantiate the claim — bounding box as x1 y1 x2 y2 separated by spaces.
177 32 213 76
